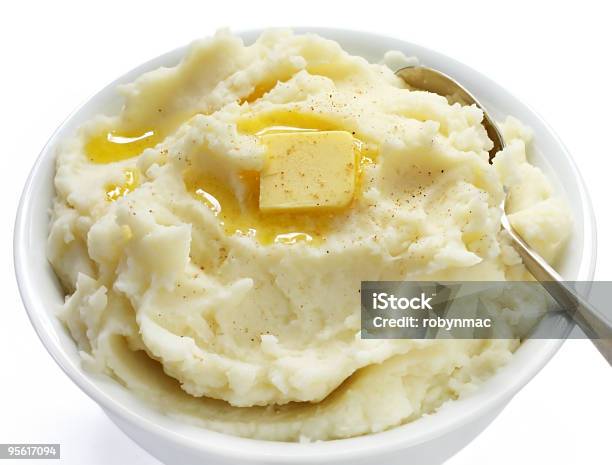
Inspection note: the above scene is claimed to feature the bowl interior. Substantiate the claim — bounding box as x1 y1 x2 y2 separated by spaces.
14 28 596 461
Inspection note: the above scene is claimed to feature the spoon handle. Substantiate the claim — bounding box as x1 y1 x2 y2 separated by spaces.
502 218 612 365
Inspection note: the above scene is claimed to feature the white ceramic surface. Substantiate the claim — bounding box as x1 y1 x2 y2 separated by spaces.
14 28 597 465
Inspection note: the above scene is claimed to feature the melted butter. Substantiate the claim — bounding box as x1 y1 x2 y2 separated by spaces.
242 79 284 104
238 110 336 135
187 110 378 245
85 112 193 164
86 130 161 164
105 168 139 202
186 170 335 245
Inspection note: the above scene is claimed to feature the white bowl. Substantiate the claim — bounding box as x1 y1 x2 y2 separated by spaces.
14 28 596 465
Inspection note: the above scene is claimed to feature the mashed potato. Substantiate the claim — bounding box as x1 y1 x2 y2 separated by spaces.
48 29 570 440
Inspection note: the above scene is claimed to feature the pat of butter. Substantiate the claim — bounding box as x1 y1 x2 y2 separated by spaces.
259 131 357 212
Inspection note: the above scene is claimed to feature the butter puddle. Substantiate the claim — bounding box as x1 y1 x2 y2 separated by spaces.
85 112 193 164
185 170 333 246
184 111 380 245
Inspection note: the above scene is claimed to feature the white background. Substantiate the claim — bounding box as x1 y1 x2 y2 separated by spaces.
2 1 611 464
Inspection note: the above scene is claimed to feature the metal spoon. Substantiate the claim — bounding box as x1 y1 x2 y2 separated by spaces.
396 65 612 364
